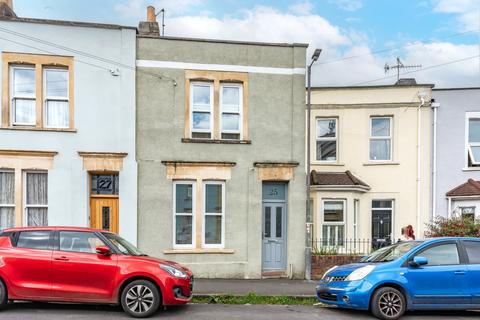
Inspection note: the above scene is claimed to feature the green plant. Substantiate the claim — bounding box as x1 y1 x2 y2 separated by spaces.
425 216 480 238
312 246 338 256
192 293 317 305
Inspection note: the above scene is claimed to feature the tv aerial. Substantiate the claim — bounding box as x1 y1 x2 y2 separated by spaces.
384 57 422 81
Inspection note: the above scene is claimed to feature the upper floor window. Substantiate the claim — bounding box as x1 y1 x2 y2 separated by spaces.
316 118 337 161
370 117 392 161
2 53 74 131
467 116 480 167
185 70 248 142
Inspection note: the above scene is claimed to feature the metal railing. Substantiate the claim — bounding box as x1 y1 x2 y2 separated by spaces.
312 238 392 256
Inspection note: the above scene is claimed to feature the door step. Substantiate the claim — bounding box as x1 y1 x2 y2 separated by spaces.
261 270 287 279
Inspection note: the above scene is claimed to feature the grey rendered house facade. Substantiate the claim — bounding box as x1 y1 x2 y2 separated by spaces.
136 15 307 278
433 88 480 219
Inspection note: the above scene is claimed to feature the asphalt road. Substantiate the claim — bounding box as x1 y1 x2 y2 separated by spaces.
1 302 479 319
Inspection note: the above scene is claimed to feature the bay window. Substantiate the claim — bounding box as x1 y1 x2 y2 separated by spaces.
322 200 345 246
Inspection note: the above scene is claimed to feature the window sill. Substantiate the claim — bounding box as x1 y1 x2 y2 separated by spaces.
0 126 77 133
363 161 399 166
311 162 345 166
463 167 480 171
163 248 235 254
181 138 251 145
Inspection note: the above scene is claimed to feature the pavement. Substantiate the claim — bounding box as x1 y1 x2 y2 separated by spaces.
193 278 317 297
2 302 480 319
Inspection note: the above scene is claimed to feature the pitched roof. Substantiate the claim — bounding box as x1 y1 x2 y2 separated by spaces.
446 179 480 197
310 170 370 190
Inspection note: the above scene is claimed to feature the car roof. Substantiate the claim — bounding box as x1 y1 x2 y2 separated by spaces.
420 237 480 243
2 226 113 234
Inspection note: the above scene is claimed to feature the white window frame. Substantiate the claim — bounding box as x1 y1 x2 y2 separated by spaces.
316 118 338 162
321 199 346 247
43 67 69 129
369 116 393 161
23 171 48 227
172 181 196 249
10 65 36 126
190 82 214 139
465 112 480 168
202 181 225 249
220 83 243 140
0 170 15 229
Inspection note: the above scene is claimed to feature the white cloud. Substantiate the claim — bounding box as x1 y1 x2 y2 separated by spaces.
432 0 480 30
328 0 363 12
288 1 314 15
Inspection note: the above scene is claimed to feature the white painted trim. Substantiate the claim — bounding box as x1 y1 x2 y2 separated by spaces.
201 181 225 249
23 170 48 227
316 118 338 162
173 181 196 249
136 60 306 75
190 82 214 139
219 83 243 140
43 67 70 129
369 116 393 162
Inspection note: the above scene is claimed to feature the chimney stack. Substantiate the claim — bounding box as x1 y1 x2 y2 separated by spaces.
0 0 16 18
138 6 160 37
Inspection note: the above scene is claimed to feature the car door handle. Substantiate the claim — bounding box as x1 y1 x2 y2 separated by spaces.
454 271 466 275
54 256 69 261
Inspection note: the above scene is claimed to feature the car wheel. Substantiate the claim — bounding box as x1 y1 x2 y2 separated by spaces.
371 287 406 320
121 280 161 318
0 280 8 310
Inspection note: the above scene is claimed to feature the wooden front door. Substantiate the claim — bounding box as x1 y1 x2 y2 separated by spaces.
89 174 119 233
90 197 118 233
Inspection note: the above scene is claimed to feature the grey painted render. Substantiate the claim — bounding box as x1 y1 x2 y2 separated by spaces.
136 37 306 278
0 20 138 243
433 88 480 217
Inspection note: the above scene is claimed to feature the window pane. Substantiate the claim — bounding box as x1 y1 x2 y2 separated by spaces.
91 174 119 195
175 184 193 214
371 118 390 137
275 207 282 238
14 98 36 124
205 184 222 213
372 200 393 209
192 132 211 139
26 172 48 205
469 119 480 143
324 201 344 222
59 231 105 253
205 215 222 244
27 208 48 226
370 139 391 160
221 133 240 140
420 243 459 266
316 141 337 161
45 69 68 97
264 207 271 238
175 215 192 245
17 231 50 250
465 241 480 264
192 85 211 106
317 119 336 138
13 68 35 97
46 100 69 127
221 113 240 131
0 172 14 204
222 86 239 112
262 183 286 201
470 146 480 164
0 208 14 230
192 112 210 130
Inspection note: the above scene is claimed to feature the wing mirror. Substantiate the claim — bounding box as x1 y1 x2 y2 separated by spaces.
96 245 112 256
409 256 428 267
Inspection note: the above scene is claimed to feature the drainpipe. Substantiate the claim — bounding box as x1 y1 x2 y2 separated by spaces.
417 93 427 237
431 102 440 222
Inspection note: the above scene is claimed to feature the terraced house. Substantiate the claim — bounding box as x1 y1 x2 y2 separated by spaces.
0 0 138 244
136 7 307 278
309 81 433 250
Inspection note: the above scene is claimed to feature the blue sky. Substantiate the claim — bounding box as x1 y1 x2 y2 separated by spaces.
11 0 480 87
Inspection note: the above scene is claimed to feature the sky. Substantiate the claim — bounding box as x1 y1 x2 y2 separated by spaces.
11 0 480 87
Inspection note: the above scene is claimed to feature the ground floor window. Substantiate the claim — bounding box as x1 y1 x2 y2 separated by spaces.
0 171 15 230
322 200 345 246
173 181 195 248
203 181 224 248
25 172 48 226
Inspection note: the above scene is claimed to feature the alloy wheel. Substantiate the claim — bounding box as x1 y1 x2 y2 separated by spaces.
378 291 402 318
125 285 155 314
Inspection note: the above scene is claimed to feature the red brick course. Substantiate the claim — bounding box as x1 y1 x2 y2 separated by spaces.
311 255 361 279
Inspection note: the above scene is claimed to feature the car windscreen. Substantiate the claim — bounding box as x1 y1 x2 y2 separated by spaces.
102 232 146 256
360 241 423 263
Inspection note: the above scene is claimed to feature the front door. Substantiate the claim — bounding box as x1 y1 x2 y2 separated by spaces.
262 203 286 270
89 174 119 233
372 203 392 249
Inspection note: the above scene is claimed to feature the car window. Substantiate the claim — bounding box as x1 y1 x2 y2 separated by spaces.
417 243 460 266
464 241 480 264
17 231 51 250
59 231 106 254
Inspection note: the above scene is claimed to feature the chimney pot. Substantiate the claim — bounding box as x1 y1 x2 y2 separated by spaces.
147 6 156 22
138 6 160 37
0 0 16 18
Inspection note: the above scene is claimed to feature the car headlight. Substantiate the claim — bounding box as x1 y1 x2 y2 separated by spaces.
322 266 338 279
346 265 375 281
159 264 187 278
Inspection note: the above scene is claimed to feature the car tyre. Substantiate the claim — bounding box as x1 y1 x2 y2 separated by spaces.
121 280 161 318
370 287 406 320
0 280 8 310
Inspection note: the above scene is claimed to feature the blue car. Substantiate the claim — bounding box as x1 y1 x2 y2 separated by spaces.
316 237 480 319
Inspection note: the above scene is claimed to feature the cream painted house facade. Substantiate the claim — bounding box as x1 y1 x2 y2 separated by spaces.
309 84 433 251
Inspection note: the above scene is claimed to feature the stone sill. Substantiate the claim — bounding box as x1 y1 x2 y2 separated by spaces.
0 126 77 133
363 161 400 166
163 249 235 254
311 162 345 166
463 168 480 172
181 138 251 145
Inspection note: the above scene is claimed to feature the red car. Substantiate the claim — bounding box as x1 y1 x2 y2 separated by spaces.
0 227 193 318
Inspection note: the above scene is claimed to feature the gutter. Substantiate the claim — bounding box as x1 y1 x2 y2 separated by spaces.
431 101 440 222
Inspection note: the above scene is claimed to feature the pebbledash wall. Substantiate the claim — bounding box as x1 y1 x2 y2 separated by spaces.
136 35 307 278
0 16 138 244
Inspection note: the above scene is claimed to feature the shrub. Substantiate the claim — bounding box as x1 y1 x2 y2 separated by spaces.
425 216 480 238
